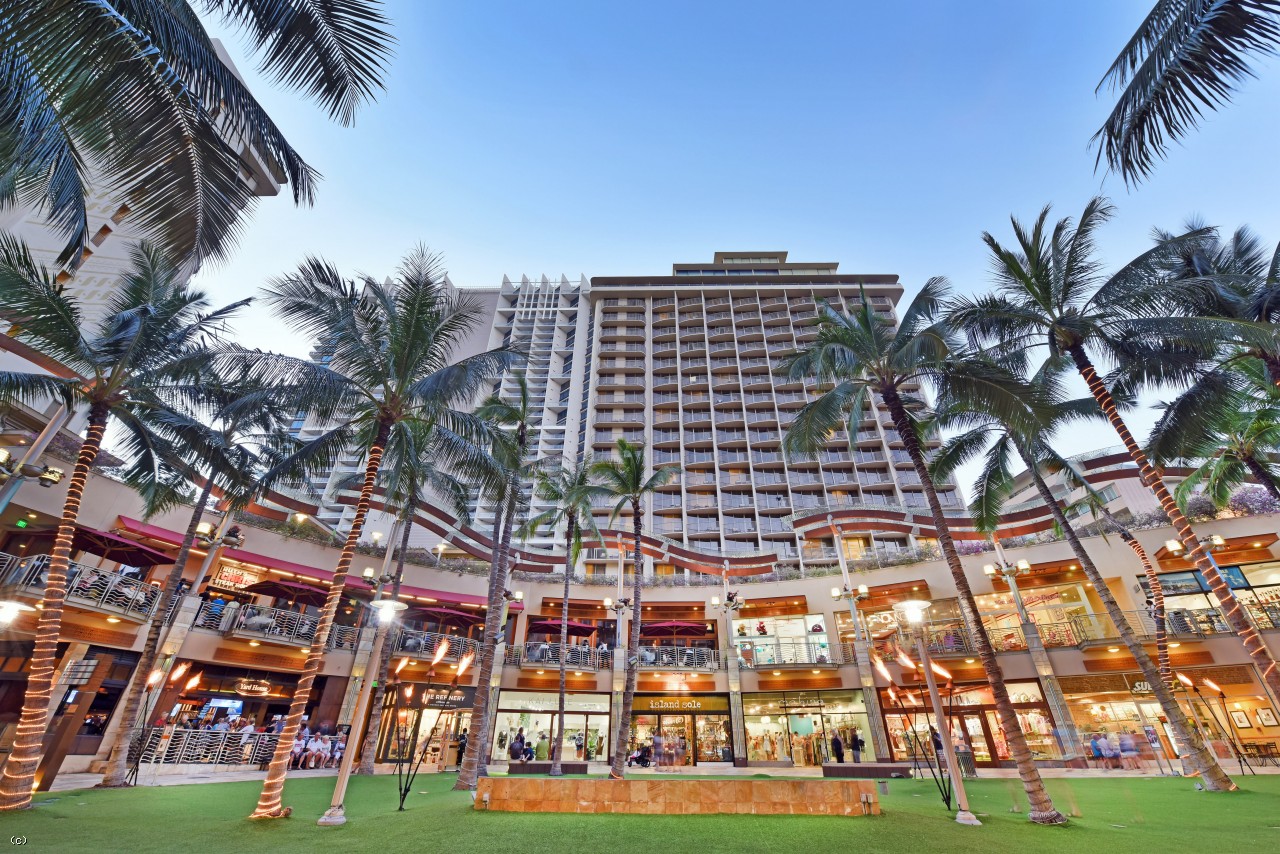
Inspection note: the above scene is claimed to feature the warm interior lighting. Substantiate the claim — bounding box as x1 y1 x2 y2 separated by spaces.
0 600 34 627
964 657 975 663
105 616 120 624
772 670 781 676
1107 647 1120 653
248 640 260 647
893 599 931 626
1168 642 1181 648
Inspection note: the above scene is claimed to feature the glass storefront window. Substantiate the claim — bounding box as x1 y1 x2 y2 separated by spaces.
742 690 870 766
490 691 610 761
732 614 831 667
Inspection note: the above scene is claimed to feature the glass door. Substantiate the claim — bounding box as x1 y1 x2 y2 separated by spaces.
694 714 732 762
956 714 993 765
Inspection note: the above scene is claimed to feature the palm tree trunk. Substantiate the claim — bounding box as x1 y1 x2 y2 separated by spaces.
1242 454 1280 503
454 489 515 790
1020 446 1234 790
880 387 1065 824
610 507 644 778
250 423 390 819
1067 345 1280 703
99 477 216 787
1100 508 1171 686
0 403 108 810
357 514 412 774
551 516 575 776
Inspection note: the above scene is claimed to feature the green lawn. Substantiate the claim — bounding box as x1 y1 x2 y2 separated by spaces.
4 772 1279 854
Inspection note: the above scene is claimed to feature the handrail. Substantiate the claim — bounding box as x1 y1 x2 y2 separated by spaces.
0 552 161 619
393 628 478 663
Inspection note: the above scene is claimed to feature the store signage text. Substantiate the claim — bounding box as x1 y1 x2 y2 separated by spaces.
633 695 730 712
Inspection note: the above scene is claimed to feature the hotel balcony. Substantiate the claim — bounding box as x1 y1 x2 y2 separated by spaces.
0 552 159 622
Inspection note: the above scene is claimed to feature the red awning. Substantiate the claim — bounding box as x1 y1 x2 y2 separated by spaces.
114 516 507 610
29 524 175 566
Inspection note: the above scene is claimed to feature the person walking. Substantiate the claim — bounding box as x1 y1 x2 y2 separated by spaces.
456 728 468 771
830 731 845 764
851 728 865 763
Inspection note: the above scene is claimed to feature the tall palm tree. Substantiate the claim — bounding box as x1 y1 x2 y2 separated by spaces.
591 440 679 779
1095 0 1280 183
949 196 1280 706
455 376 534 791
0 238 249 810
0 0 393 264
1148 360 1280 505
230 247 516 818
780 284 1067 824
353 422 485 775
99 380 300 787
525 459 606 776
930 356 1235 790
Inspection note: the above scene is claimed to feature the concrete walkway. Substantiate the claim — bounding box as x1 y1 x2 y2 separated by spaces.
46 758 1280 792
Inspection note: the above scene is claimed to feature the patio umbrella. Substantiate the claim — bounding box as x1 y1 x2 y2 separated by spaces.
527 618 598 638
29 525 174 567
241 578 329 607
419 606 485 629
640 620 712 638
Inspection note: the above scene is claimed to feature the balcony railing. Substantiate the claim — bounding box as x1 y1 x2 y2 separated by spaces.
638 646 721 670
511 642 602 670
734 639 837 667
393 629 478 662
0 553 161 620
226 603 321 646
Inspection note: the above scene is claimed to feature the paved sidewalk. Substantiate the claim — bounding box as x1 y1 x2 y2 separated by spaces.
46 759 1279 792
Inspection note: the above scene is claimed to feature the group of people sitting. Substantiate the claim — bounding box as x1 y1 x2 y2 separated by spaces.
290 726 348 769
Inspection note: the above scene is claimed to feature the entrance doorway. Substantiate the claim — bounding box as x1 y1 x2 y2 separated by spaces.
631 713 733 767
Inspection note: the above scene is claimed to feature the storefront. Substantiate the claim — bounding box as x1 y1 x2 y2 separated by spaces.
629 694 733 766
732 613 832 667
975 583 1096 648
742 689 870 766
490 690 610 762
1061 665 1280 762
376 683 476 768
879 679 1061 767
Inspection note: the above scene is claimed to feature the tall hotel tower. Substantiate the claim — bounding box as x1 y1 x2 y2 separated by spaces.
584 252 962 579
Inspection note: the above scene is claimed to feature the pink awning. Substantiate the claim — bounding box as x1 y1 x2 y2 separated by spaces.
115 516 509 610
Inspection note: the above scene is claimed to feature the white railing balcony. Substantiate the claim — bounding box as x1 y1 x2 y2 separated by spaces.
0 553 161 621
226 603 319 645
394 628 478 662
514 642 601 670
637 646 721 670
734 639 837 667
129 727 283 767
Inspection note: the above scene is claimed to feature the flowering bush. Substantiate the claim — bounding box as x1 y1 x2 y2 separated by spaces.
1183 493 1219 523
1228 486 1280 517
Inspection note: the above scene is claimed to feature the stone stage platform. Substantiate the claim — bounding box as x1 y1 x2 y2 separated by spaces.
475 777 880 816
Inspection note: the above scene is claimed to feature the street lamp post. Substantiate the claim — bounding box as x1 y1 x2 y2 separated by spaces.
983 539 1083 760
603 590 631 766
711 568 746 765
318 569 407 826
894 599 980 826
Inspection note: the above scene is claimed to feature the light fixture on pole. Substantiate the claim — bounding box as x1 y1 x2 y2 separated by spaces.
892 599 980 826
319 565 406 826
1164 533 1226 554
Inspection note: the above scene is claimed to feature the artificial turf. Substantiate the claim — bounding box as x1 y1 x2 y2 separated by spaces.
5 771 1279 854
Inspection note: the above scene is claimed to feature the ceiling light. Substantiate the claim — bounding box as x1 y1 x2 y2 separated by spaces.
536 669 544 675
1107 647 1120 653
105 617 120 624
1168 642 1181 648
964 658 975 664
772 670 781 676
25 513 35 519
248 641 260 647
1253 542 1264 548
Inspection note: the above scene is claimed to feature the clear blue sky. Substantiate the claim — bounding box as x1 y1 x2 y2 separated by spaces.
195 0 1280 472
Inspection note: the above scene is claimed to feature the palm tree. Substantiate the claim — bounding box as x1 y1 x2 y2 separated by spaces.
591 439 679 779
1149 360 1280 505
354 423 485 775
780 284 1067 824
525 459 607 776
99 380 299 787
0 238 249 810
930 356 1235 790
231 247 516 818
0 0 393 264
455 376 535 791
949 196 1280 707
1095 0 1280 183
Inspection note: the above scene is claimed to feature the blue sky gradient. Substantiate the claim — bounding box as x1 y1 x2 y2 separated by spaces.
195 0 1280 467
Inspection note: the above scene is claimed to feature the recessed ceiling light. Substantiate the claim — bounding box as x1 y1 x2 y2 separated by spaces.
812 669 820 674
1107 647 1120 653
105 616 120 623
25 513 36 519
1168 642 1181 648
248 640 260 647
964 658 975 663
1253 542 1264 548
772 670 781 676
536 669 544 675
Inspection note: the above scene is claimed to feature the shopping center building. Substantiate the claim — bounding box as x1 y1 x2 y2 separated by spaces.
0 252 1278 778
